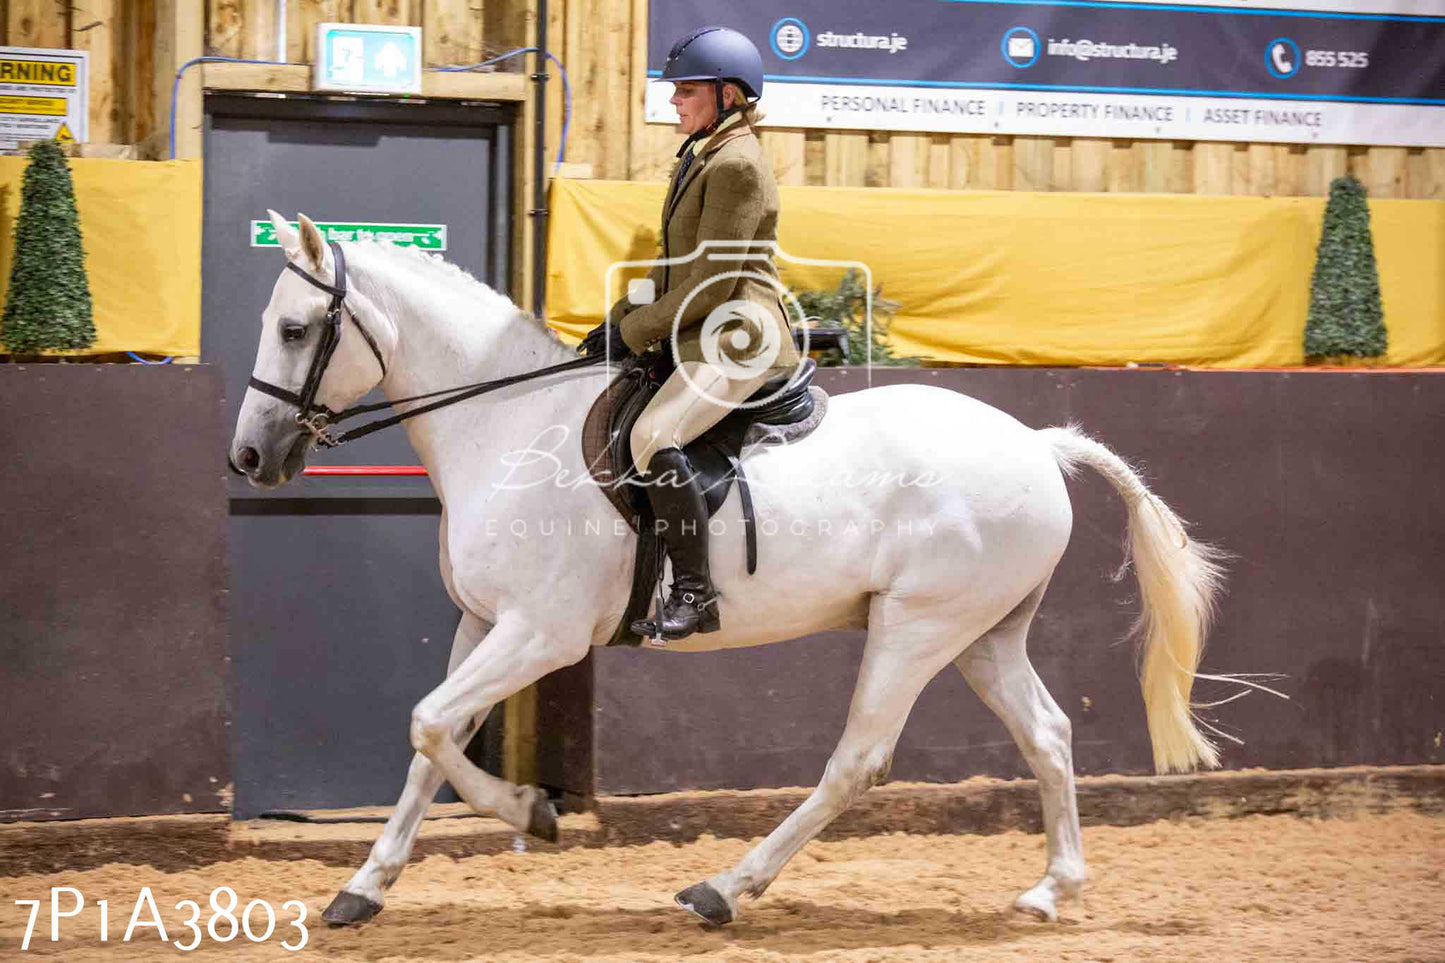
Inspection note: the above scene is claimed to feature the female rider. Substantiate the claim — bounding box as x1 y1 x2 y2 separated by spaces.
579 25 800 642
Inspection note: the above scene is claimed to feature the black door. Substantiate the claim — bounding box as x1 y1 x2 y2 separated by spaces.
202 93 513 817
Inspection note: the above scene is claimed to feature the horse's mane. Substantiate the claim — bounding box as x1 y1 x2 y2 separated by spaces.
349 240 558 340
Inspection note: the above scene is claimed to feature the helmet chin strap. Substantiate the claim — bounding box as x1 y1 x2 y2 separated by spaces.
675 81 744 158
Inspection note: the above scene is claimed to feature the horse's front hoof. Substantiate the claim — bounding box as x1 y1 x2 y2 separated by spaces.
1012 887 1058 923
527 790 559 843
322 890 383 926
675 882 733 926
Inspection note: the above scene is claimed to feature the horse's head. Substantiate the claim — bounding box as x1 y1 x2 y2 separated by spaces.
230 211 393 488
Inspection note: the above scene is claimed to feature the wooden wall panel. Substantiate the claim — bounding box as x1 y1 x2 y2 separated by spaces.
803 130 824 185
1108 140 1141 193
1070 138 1107 192
353 0 418 26
947 136 977 189
1013 135 1052 191
7 0 67 47
1275 145 1306 196
763 130 805 186
1306 145 1347 196
423 0 483 67
1194 142 1233 194
72 0 121 143
287 0 350 63
207 0 243 56
565 0 630 179
887 133 924 188
823 131 867 187
21 0 1441 200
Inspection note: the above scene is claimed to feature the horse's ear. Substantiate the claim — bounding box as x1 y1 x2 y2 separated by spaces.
296 213 331 274
268 209 301 260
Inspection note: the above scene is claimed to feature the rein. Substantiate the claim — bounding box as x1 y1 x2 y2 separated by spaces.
248 241 605 449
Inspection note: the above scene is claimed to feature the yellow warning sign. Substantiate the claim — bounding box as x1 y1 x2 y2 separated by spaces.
0 95 66 116
0 59 76 86
0 46 87 148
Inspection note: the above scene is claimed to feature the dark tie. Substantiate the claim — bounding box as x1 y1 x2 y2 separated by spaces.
672 147 696 196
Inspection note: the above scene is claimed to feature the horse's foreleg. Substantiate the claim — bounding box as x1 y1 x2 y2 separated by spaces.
408 611 586 840
676 597 962 925
954 583 1087 923
323 613 492 926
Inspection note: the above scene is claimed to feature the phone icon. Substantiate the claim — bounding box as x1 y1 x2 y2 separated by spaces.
1266 37 1300 78
1272 43 1293 74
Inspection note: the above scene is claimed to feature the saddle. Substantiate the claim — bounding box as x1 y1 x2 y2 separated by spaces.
581 354 829 647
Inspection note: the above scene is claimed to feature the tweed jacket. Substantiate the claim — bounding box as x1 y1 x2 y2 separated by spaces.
614 115 801 371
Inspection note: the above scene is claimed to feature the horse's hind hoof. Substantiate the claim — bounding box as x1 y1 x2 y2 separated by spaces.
527 790 559 843
322 890 382 926
675 882 733 926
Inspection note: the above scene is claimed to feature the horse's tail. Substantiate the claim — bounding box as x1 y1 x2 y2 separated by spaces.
1039 425 1229 774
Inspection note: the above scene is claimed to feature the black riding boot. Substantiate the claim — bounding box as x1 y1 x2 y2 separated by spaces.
630 446 721 641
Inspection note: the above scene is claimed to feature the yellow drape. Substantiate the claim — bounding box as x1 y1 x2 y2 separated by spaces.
0 157 202 357
547 178 1445 367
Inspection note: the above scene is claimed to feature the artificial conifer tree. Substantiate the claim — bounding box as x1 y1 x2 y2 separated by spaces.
1 139 96 354
787 268 918 367
1304 173 1386 363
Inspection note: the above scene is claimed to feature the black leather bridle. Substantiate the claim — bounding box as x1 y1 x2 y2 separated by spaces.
247 240 604 450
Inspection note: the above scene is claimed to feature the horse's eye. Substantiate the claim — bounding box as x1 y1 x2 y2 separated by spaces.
281 322 307 343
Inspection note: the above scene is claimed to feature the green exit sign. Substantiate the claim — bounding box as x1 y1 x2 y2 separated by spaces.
313 23 422 94
251 220 447 251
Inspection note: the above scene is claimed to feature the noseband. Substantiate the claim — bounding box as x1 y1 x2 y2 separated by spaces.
246 239 606 450
247 241 389 447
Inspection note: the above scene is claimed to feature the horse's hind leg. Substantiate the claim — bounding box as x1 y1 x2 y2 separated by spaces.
676 595 968 925
323 612 493 925
954 581 1087 922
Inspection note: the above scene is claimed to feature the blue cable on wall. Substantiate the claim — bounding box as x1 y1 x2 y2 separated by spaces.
153 48 572 365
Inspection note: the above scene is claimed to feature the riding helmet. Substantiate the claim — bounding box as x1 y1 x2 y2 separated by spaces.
661 26 764 101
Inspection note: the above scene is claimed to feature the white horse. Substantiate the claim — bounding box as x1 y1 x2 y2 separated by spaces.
231 211 1229 928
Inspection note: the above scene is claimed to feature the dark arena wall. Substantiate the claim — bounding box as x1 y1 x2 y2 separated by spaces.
539 368 1445 797
0 366 230 821
2 365 1442 821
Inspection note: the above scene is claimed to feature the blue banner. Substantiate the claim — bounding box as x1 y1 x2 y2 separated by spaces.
647 1 1445 146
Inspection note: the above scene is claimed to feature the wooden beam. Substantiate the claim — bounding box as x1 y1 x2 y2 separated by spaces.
1307 145 1347 196
1070 138 1108 192
8 0 68 47
71 0 120 144
1275 144 1306 197
1108 139 1141 193
1362 146 1407 199
803 130 825 185
947 135 977 189
421 0 483 66
201 60 527 99
239 0 280 60
1193 142 1233 194
627 0 675 181
887 133 919 188
354 0 418 25
288 0 350 64
503 684 538 786
208 0 244 56
763 130 805 186
1139 140 1172 193
926 135 949 189
153 0 204 159
1013 135 1052 191
1245 143 1276 196
823 131 867 187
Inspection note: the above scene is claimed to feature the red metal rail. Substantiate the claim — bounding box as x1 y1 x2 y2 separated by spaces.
302 465 429 476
